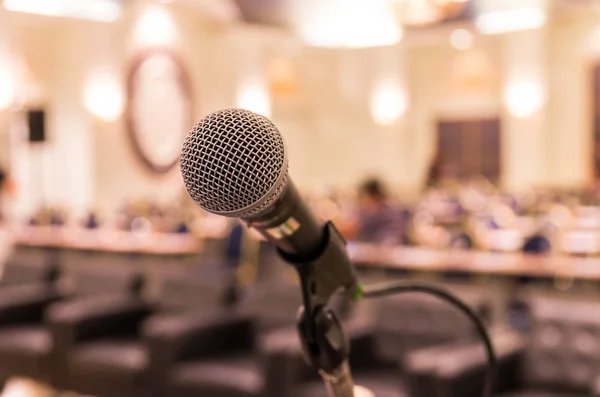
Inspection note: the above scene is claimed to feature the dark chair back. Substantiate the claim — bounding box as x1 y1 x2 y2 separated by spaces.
70 267 144 298
158 275 227 312
0 261 59 287
374 288 488 362
524 297 600 393
241 282 302 333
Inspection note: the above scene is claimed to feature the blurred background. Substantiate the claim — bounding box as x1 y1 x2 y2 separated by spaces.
0 0 596 219
0 1 600 397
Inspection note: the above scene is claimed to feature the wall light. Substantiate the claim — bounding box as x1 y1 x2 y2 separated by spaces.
83 69 124 122
3 0 122 22
504 81 545 119
133 5 177 48
370 78 408 126
475 0 548 35
237 78 271 118
0 62 15 111
449 29 473 50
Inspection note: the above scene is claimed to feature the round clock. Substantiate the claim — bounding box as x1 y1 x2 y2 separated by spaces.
126 50 194 174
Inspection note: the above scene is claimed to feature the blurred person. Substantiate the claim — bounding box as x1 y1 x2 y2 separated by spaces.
83 211 100 229
345 178 407 244
50 207 67 226
425 153 460 190
426 153 443 188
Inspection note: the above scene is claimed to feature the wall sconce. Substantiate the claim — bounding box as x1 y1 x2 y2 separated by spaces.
449 29 474 50
0 61 15 111
133 5 177 48
237 78 271 118
370 78 408 126
83 69 124 122
504 81 545 119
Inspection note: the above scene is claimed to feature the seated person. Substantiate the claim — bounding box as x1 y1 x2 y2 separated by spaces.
343 178 407 244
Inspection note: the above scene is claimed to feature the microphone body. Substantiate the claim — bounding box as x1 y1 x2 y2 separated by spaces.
245 180 323 259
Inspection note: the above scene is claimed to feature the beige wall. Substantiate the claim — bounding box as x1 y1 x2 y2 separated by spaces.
546 11 598 189
92 4 236 214
5 5 600 216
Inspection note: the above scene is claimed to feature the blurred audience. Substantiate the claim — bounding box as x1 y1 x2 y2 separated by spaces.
15 173 600 257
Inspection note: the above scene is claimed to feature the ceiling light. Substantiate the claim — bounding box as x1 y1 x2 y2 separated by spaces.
3 0 122 23
476 7 546 35
293 0 403 49
475 0 548 35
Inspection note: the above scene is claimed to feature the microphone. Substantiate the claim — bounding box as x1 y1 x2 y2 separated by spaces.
180 108 357 302
180 108 361 397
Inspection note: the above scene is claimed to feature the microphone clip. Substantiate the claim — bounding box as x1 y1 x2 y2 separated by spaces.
277 221 358 310
277 221 357 380
297 305 349 375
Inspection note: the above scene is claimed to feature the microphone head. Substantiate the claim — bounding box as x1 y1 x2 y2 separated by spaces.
180 108 288 218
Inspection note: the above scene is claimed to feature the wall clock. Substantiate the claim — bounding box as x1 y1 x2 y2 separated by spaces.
126 50 194 174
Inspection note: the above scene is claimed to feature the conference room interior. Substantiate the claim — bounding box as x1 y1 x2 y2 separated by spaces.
3 0 600 397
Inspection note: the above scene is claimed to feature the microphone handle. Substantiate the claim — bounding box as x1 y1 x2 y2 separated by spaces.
319 362 375 397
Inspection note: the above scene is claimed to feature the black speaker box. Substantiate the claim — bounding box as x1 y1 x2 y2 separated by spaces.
27 109 46 143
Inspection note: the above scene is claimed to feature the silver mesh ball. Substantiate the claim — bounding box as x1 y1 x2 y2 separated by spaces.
180 109 288 218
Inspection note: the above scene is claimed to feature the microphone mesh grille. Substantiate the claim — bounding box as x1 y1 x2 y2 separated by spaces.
180 109 287 218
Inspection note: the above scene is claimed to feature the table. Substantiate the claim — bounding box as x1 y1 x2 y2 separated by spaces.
349 243 600 324
349 243 600 281
9 226 208 298
12 226 203 255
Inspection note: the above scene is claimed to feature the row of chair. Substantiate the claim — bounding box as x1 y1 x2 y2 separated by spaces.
0 254 502 397
410 295 600 397
4 254 599 397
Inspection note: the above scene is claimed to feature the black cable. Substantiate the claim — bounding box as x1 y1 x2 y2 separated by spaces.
359 280 497 397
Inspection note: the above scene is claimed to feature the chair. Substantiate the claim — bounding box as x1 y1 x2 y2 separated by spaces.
0 260 59 288
283 289 490 397
49 273 232 397
159 281 305 397
426 296 600 397
0 266 144 388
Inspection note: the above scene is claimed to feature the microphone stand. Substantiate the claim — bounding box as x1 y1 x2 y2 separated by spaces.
277 221 368 397
276 223 497 397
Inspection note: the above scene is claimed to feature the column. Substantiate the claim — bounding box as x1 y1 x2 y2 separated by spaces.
369 44 409 189
44 25 97 215
0 7 13 161
502 28 548 190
